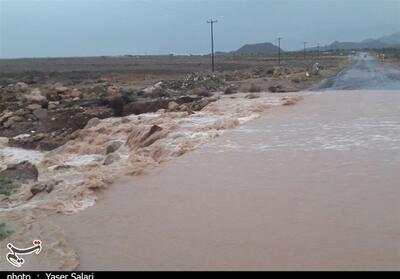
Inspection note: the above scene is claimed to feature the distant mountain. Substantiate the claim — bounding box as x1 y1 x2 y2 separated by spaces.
378 31 400 45
234 42 281 55
321 40 392 51
314 31 400 51
216 42 281 56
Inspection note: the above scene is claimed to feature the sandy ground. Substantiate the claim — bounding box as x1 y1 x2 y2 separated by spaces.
49 90 400 271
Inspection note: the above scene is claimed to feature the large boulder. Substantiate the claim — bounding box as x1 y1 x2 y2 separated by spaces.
25 88 48 105
27 103 42 111
32 108 48 121
3 115 24 128
30 180 59 195
0 111 14 125
187 97 217 111
48 101 59 110
105 141 123 154
103 153 121 165
14 82 29 93
85 117 101 129
70 89 82 98
54 84 69 94
168 101 179 111
126 125 166 149
0 161 39 183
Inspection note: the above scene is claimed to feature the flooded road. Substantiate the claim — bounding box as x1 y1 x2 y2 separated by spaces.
56 90 400 270
312 53 400 90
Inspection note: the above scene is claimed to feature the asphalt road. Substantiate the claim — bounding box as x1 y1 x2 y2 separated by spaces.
312 53 400 90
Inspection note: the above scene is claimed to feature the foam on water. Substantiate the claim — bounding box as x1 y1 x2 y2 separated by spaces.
0 147 46 167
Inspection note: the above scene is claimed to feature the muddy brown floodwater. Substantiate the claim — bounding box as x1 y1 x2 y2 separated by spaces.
54 90 400 271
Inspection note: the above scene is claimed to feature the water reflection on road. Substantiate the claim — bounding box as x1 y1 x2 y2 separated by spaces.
312 53 400 90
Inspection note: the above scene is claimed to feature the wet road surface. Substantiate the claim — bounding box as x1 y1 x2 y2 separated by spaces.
312 53 400 90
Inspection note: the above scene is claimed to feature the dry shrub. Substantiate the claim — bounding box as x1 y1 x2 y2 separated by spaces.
248 84 262 93
191 87 212 97
149 87 169 98
224 85 238 95
109 96 124 116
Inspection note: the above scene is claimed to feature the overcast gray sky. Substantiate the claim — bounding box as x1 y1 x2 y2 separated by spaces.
1 0 399 58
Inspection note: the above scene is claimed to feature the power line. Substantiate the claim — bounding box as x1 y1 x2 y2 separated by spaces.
207 18 218 72
277 37 283 65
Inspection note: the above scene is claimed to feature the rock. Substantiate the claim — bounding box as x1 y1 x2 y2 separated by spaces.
281 97 301 106
3 116 24 128
268 85 287 93
70 89 82 98
105 141 123 154
32 133 46 141
103 153 121 165
121 117 130 124
142 82 163 94
106 86 120 98
178 104 193 114
25 114 37 121
245 93 260 99
8 115 24 122
14 109 29 116
30 183 46 195
0 137 9 147
38 139 61 150
85 117 101 128
55 85 68 93
0 161 39 183
13 133 31 140
48 101 59 110
188 97 217 111
27 103 42 111
168 101 179 110
224 85 239 95
14 82 29 93
30 180 59 195
0 111 14 124
25 88 47 105
126 124 166 149
32 108 48 120
312 63 324 74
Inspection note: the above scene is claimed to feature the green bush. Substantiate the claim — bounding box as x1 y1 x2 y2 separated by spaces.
0 223 13 241
0 176 16 196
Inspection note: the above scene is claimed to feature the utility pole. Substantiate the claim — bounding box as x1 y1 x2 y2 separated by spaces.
317 43 320 60
207 18 218 72
303 42 307 60
277 37 282 65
